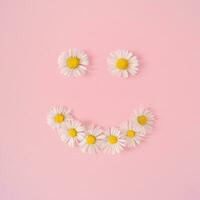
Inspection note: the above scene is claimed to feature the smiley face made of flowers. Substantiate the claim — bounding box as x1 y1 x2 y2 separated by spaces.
47 49 155 155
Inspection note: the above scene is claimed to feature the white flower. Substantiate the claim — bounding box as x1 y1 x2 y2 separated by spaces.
107 49 139 78
58 49 89 78
131 108 155 133
58 119 85 147
102 127 125 155
47 106 71 130
120 121 145 148
79 125 104 154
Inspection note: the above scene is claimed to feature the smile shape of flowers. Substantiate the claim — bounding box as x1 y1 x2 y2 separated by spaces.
131 108 155 133
102 127 125 155
47 106 71 130
47 107 155 155
58 119 85 147
58 49 89 78
120 121 145 148
79 125 104 154
107 49 139 78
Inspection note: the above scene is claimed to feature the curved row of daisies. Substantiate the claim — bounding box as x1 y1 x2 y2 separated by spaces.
47 107 155 155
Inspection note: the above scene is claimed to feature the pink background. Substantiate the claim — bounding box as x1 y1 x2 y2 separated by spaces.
1 0 200 199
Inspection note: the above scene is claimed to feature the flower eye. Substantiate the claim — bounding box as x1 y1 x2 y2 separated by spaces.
107 49 139 78
58 49 89 78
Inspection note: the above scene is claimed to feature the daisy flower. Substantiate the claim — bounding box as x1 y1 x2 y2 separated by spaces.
102 127 125 155
107 49 139 78
58 119 85 147
47 106 71 130
120 121 145 148
58 49 89 78
79 125 104 154
131 108 155 133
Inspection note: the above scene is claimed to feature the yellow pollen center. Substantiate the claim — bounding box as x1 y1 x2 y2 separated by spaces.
108 135 118 144
66 57 80 69
116 58 129 70
67 128 77 138
137 115 147 126
86 135 96 145
126 130 136 138
54 114 65 123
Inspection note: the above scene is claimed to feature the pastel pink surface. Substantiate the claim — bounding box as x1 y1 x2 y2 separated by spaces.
1 0 200 199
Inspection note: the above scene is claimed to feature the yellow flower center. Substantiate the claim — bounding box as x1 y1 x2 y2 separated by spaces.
108 135 118 144
66 57 80 69
115 58 129 70
126 130 136 138
86 135 96 145
54 114 65 123
137 115 147 126
67 128 77 138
